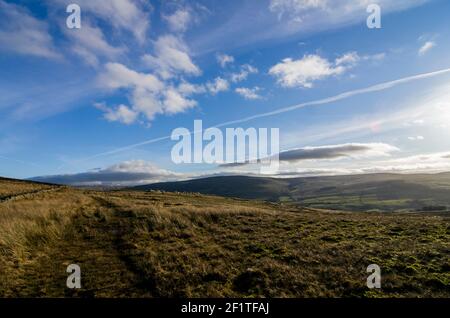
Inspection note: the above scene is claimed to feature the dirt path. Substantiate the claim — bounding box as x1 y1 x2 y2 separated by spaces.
11 194 152 297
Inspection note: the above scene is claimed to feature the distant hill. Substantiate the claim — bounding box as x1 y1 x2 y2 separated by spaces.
132 172 450 212
134 176 291 201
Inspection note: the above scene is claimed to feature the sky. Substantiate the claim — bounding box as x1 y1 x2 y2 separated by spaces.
1 0 450 186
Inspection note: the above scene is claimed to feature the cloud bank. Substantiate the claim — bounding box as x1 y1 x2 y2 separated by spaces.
31 160 180 186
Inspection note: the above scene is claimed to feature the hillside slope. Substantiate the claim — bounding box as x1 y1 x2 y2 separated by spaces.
134 173 450 212
134 176 291 200
0 178 449 297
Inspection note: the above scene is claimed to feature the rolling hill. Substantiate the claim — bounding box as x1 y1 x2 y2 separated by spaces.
133 172 450 212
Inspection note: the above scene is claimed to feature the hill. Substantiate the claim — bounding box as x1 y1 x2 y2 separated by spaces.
133 173 450 212
134 176 290 200
0 177 448 297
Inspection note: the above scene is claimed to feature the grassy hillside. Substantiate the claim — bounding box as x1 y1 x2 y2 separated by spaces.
133 176 291 201
0 178 449 297
134 173 450 212
0 177 58 200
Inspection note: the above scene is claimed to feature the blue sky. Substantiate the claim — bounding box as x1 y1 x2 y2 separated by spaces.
1 0 450 185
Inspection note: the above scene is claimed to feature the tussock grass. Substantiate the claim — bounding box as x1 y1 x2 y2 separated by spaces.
0 180 448 297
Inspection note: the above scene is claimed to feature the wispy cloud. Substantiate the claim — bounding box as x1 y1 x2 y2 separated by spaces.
191 0 429 53
222 68 450 126
64 22 126 67
235 87 263 100
269 52 358 88
163 8 193 33
77 67 450 162
142 35 201 80
278 143 398 162
51 0 152 43
95 103 138 125
221 143 398 167
269 0 429 32
231 64 258 83
206 77 230 95
0 0 60 59
216 53 234 68
31 160 180 186
418 41 436 56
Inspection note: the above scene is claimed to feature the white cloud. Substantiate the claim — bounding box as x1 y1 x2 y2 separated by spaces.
269 51 378 88
207 77 230 95
95 103 138 125
221 142 401 176
65 23 125 67
96 63 199 124
177 82 206 95
270 0 327 13
108 160 173 175
336 51 386 66
216 53 235 68
279 143 399 161
0 0 60 59
163 88 197 114
231 64 259 83
95 32 205 125
98 62 164 92
142 35 201 79
235 87 263 100
418 41 436 56
274 151 450 176
32 160 180 186
222 143 398 168
163 8 192 32
269 54 347 88
52 0 151 43
335 51 360 66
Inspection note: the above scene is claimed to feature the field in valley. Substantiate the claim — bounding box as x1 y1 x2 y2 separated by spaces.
136 173 450 212
0 177 449 297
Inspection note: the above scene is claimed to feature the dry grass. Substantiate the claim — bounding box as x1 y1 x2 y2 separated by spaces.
0 177 54 199
0 180 448 297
